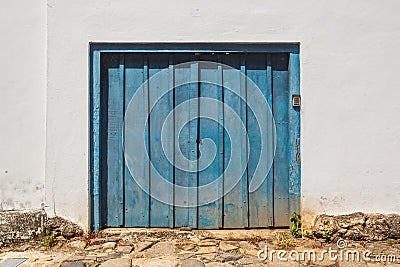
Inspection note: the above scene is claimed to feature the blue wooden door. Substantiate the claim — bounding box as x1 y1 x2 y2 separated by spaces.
98 51 299 229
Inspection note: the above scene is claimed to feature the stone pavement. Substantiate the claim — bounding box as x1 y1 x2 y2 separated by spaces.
0 229 400 267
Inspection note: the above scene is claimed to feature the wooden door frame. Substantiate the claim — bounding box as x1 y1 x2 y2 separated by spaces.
89 43 301 231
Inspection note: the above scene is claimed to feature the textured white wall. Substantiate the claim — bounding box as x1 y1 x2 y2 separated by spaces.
0 1 46 211
45 0 400 229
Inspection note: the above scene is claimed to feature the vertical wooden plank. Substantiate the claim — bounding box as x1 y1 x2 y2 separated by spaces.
246 54 274 227
272 53 290 227
168 55 175 228
266 54 274 227
174 54 198 228
92 50 101 231
124 54 150 227
106 54 125 226
288 53 301 218
198 55 223 229
149 53 174 227
189 59 198 228
222 54 248 228
100 54 110 228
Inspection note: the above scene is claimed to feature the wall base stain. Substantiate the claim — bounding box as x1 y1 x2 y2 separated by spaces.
0 210 83 245
313 212 400 241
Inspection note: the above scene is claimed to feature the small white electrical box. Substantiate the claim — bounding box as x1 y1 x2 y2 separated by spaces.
292 95 301 108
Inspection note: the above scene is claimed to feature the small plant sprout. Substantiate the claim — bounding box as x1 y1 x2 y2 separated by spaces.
43 234 56 247
290 212 302 238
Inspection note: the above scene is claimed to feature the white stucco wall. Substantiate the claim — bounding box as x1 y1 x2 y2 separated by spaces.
44 0 400 229
0 1 46 211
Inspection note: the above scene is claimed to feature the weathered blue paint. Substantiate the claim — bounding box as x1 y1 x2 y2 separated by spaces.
90 44 300 230
198 54 223 229
188 60 199 228
105 54 125 226
174 54 191 227
148 54 174 227
272 54 290 227
174 54 198 228
124 54 150 227
288 53 301 218
91 50 101 231
222 55 248 228
266 54 274 227
246 54 274 227
168 55 175 228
